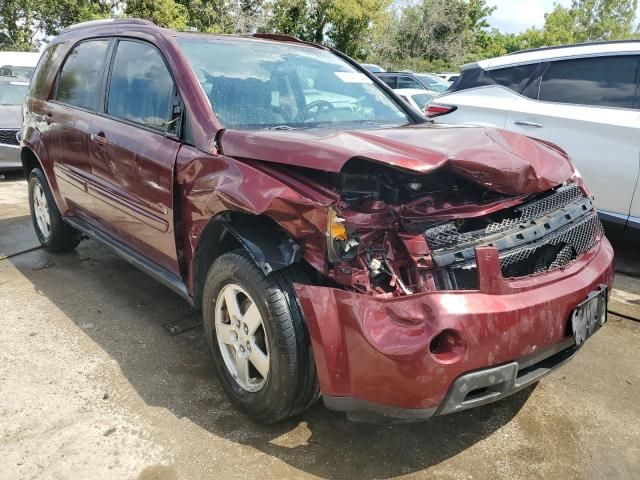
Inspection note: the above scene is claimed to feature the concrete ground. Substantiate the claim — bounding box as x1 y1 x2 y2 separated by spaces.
1 173 639 480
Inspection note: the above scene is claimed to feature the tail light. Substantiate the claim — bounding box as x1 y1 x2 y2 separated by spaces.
425 103 457 118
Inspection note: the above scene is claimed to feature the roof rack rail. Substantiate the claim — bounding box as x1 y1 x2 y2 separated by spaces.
64 18 155 31
248 33 325 49
508 39 640 55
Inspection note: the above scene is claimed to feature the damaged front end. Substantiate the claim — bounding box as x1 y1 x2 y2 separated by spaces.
285 158 602 298
218 126 613 420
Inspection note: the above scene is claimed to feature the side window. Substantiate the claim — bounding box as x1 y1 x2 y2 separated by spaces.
539 56 640 108
379 75 397 88
57 40 110 110
490 64 538 93
398 76 422 89
28 44 60 98
106 40 174 129
449 64 539 97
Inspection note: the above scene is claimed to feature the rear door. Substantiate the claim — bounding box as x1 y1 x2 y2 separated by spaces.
87 38 181 275
507 55 640 224
50 38 111 217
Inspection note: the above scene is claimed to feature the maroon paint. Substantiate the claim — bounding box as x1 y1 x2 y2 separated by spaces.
221 125 574 195
175 145 335 292
87 114 181 274
295 239 614 409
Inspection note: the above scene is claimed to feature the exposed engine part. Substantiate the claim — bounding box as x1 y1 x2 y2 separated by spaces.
368 257 383 275
279 159 509 212
381 255 414 295
361 247 414 295
342 238 360 260
316 167 594 296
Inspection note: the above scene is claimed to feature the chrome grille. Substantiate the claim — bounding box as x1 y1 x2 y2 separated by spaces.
499 212 603 278
485 184 583 234
423 222 476 250
424 185 584 250
0 129 19 146
447 211 603 289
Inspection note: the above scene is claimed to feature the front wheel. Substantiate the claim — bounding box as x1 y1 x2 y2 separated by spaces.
202 250 319 423
28 168 81 252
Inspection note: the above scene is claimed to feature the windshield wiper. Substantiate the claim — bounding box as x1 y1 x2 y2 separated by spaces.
263 125 302 131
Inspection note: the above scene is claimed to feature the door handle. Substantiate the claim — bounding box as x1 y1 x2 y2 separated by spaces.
90 133 108 146
514 120 543 128
43 113 54 125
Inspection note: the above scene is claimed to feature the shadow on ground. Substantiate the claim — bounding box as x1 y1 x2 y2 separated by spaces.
7 221 533 479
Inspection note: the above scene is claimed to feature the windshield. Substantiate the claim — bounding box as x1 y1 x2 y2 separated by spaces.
177 36 410 130
415 74 450 93
0 80 29 105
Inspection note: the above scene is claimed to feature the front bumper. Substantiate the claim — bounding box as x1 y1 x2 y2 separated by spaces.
294 238 614 422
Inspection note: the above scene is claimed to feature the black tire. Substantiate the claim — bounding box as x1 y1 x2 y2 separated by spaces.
202 250 319 423
28 168 82 253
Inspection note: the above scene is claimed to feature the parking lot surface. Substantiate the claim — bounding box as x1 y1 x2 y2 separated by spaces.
1 175 639 480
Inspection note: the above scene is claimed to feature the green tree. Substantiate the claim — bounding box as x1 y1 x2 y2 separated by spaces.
0 0 39 50
0 0 114 51
125 0 188 30
266 0 389 57
571 0 638 40
514 0 639 52
393 0 494 64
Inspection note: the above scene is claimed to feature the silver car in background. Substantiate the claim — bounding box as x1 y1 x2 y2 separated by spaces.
0 76 28 170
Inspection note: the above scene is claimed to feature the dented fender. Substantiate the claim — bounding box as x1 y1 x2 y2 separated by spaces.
175 145 335 295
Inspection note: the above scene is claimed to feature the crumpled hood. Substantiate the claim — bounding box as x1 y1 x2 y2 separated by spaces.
220 124 574 195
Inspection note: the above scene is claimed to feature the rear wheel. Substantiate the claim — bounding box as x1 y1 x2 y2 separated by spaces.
202 250 319 423
28 168 81 252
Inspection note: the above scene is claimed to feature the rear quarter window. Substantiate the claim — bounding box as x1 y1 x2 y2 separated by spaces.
539 55 640 109
28 45 59 99
449 63 539 98
56 39 110 110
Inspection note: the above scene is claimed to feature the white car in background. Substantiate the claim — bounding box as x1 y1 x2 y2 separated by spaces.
435 72 460 83
427 41 640 239
0 51 41 78
360 63 386 73
394 88 438 114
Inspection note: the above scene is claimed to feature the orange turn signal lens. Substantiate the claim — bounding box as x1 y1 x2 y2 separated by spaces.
331 222 348 241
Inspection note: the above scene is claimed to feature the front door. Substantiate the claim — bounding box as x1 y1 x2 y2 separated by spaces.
87 39 181 275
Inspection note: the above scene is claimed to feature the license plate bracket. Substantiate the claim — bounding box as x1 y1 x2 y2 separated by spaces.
571 284 608 346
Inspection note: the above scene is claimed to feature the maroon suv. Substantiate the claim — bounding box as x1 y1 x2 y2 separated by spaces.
21 19 614 423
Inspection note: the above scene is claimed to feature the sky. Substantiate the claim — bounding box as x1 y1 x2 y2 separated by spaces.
486 0 640 34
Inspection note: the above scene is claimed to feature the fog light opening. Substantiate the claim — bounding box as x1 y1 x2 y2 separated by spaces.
429 329 466 364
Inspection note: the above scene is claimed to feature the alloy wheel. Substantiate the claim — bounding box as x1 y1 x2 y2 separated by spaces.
33 182 51 240
214 283 270 392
